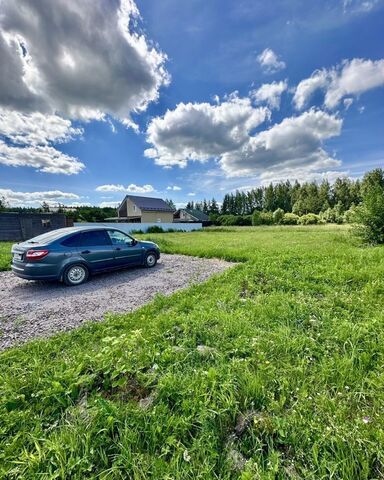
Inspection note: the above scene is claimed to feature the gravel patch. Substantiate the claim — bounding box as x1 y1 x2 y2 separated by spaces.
0 254 233 351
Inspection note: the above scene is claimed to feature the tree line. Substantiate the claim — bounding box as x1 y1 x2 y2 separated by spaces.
187 176 368 217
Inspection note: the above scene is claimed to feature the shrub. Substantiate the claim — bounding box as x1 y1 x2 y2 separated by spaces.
252 211 273 226
343 204 358 224
320 203 344 224
354 185 384 244
298 213 320 225
282 213 299 225
216 215 252 226
273 208 285 224
146 225 164 233
130 229 144 234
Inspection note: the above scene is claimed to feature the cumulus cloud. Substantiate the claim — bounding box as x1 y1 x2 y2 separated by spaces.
95 183 155 193
0 109 83 145
145 92 342 178
145 96 270 167
0 0 169 175
167 185 181 191
251 80 287 109
0 0 169 121
0 141 84 174
220 109 342 176
293 58 384 109
0 188 80 206
99 201 120 208
257 48 286 74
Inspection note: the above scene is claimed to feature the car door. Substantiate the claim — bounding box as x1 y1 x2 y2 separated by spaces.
78 230 115 271
107 230 144 267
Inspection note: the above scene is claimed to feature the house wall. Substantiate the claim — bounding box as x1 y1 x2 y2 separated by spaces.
126 198 142 217
141 211 174 223
176 210 197 222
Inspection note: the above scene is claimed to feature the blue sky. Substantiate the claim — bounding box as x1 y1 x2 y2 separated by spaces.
0 0 383 208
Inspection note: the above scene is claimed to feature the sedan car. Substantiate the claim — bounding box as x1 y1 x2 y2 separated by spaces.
11 226 160 286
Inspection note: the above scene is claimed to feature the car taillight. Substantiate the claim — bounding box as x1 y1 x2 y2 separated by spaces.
26 249 49 260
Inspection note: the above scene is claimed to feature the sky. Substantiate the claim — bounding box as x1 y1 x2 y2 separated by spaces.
0 0 383 208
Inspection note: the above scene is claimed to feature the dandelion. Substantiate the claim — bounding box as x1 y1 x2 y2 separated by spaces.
183 450 191 462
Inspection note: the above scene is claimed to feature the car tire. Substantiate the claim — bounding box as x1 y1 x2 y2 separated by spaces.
144 252 157 268
63 264 89 286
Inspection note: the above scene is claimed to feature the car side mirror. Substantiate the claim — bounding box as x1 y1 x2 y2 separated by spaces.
131 239 137 246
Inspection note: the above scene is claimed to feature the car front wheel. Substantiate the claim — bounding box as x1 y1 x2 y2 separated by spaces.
144 252 157 268
63 264 89 286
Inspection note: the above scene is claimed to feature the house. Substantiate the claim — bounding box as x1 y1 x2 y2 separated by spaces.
0 212 72 241
116 195 175 223
173 208 211 226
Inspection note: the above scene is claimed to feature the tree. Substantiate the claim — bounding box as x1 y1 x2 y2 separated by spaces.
354 169 384 244
165 198 176 210
0 196 6 211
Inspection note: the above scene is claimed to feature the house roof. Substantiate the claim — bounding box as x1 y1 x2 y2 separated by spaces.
123 195 175 212
181 208 210 221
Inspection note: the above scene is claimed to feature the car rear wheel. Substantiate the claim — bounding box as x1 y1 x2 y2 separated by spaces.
144 252 157 268
63 264 89 286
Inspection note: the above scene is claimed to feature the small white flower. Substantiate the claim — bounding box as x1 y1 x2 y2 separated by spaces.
183 450 191 462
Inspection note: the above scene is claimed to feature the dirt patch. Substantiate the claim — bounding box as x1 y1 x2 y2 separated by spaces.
0 254 233 351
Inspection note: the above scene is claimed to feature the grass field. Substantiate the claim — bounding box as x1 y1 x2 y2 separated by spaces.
0 241 12 271
1 226 384 479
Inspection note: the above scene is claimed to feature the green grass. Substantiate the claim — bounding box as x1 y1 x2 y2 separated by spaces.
0 241 12 271
1 226 384 479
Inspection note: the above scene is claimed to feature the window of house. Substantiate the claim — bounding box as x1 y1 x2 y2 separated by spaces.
41 219 51 228
133 205 137 211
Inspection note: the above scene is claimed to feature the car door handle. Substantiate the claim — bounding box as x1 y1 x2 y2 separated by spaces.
81 250 91 254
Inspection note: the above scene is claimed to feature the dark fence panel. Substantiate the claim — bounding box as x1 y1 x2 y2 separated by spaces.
0 213 70 241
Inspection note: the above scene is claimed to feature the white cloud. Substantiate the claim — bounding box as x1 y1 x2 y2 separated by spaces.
0 188 80 206
167 185 181 191
220 109 342 176
257 48 286 74
293 70 329 109
145 96 270 167
343 0 378 13
293 58 384 109
0 141 84 174
0 108 84 174
95 183 155 193
126 184 154 193
0 109 83 145
343 98 354 110
187 192 196 196
251 80 287 109
0 0 169 175
99 201 120 208
0 0 169 122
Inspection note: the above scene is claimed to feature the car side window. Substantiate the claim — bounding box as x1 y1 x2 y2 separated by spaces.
80 230 111 247
61 233 82 247
107 230 133 246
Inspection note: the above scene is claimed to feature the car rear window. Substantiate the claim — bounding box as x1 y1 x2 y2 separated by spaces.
25 228 78 244
61 233 82 247
80 230 111 246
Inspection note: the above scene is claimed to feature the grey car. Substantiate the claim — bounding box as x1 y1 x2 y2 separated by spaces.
11 226 160 286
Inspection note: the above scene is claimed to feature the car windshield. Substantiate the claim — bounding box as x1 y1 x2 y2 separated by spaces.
25 228 80 244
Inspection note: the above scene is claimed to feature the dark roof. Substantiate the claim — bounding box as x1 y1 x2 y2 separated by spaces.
182 208 210 221
125 195 175 212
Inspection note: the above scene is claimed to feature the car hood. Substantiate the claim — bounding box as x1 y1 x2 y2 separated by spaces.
139 240 159 249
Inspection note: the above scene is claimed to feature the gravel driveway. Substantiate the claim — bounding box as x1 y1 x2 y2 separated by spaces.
0 254 233 351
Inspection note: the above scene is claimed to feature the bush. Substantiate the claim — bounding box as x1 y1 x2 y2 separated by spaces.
215 215 252 226
252 211 273 226
320 203 344 224
281 213 299 225
273 208 285 224
354 185 384 244
298 213 320 225
146 225 164 233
